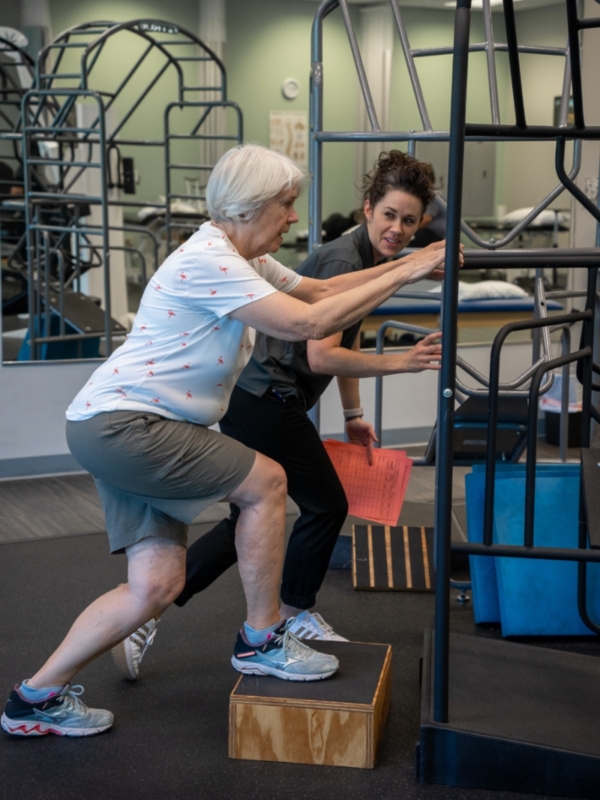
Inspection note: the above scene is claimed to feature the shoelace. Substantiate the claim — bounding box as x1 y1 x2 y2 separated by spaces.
309 613 335 636
273 623 320 662
58 685 87 713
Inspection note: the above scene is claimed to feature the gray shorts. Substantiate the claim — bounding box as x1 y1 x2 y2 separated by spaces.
66 411 255 554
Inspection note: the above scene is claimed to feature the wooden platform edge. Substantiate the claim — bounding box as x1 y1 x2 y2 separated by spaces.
370 646 393 765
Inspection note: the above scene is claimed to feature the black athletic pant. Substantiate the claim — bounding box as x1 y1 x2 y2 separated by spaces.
174 385 348 609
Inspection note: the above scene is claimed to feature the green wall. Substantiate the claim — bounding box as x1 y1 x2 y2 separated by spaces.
9 1 573 230
225 0 361 238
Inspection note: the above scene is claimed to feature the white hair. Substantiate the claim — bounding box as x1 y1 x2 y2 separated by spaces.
206 144 307 223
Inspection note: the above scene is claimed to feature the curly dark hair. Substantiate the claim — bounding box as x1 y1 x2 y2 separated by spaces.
361 150 435 213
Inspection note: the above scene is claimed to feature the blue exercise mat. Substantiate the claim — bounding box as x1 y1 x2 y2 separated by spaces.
466 463 600 635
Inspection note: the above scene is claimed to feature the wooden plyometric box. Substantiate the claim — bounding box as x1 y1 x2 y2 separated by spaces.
229 641 392 769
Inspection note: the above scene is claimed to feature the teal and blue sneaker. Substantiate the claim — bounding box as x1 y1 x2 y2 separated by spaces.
231 620 339 681
1 684 114 737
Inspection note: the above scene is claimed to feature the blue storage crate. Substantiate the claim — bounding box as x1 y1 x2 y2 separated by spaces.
465 464 579 624
465 463 600 635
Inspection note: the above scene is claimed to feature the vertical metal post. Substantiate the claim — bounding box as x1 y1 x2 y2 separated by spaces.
502 0 527 128
22 108 37 360
390 0 433 131
98 99 112 357
576 267 600 634
309 6 327 255
482 0 500 125
338 0 381 132
165 104 173 255
433 0 471 725
565 0 585 130
560 327 571 463
532 268 543 364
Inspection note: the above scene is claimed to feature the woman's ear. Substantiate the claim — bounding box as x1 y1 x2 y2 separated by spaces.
363 199 372 223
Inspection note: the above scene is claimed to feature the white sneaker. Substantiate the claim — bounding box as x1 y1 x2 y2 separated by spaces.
285 611 348 642
111 618 159 680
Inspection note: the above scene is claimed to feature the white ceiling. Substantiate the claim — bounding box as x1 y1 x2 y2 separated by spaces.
293 0 564 10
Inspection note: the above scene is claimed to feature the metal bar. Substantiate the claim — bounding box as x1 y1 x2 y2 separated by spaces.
464 123 600 139
98 102 112 358
29 225 109 235
166 193 208 202
577 278 600 634
53 248 66 338
338 0 380 131
309 3 337 254
43 232 51 346
22 127 99 135
559 40 572 128
502 0 527 127
452 542 600 563
28 192 103 203
23 128 36 361
411 44 567 57
316 126 600 141
27 159 102 169
165 133 214 140
390 0 432 130
565 0 585 129
110 139 165 146
482 0 500 125
434 0 471 727
181 86 223 92
580 267 597 450
560 327 571 462
577 16 600 29
30 331 118 344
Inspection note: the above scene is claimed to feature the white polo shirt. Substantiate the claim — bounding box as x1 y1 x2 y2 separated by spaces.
66 221 302 426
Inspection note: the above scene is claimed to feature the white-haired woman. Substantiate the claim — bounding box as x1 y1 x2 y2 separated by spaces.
1 145 446 738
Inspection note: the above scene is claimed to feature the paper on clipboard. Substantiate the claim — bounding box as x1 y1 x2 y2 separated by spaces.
323 439 412 527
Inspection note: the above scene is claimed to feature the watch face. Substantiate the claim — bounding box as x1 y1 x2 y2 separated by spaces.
282 79 299 100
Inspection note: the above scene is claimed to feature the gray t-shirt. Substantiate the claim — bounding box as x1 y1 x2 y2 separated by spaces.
236 224 375 410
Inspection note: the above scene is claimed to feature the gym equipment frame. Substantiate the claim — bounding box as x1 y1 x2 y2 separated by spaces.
309 0 600 795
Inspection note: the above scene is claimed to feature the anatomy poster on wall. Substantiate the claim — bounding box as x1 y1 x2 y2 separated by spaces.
269 111 308 166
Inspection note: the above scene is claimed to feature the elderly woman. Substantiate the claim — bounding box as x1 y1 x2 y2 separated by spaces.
1 145 445 738
116 151 449 680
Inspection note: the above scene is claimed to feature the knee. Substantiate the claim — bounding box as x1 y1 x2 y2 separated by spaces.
130 568 186 613
266 461 287 502
254 458 288 505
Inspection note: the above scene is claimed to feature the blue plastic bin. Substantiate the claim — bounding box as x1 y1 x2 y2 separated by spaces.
465 463 600 635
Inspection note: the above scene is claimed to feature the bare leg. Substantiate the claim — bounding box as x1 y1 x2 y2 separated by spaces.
28 537 186 688
279 604 304 619
226 452 287 631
